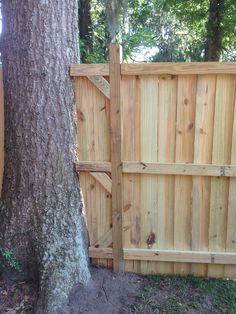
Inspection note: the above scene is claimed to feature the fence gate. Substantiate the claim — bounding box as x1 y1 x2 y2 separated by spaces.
72 44 236 278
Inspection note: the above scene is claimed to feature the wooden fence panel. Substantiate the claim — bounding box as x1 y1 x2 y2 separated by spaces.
191 75 216 277
73 53 236 278
1 56 236 278
208 75 235 278
122 75 141 273
174 75 197 275
156 75 177 274
109 45 124 271
139 76 159 274
226 91 236 277
75 76 112 268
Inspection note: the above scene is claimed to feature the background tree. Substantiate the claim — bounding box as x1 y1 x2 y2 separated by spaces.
205 0 225 61
79 0 128 62
82 0 236 62
79 0 107 63
128 0 236 61
79 0 94 63
0 1 90 313
104 0 127 43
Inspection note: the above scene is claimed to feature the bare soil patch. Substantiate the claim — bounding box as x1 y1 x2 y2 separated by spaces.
0 266 236 314
0 279 37 313
68 267 143 314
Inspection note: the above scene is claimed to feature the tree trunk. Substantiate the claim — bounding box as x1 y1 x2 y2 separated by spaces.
0 1 90 313
104 0 126 44
204 0 224 61
79 0 93 63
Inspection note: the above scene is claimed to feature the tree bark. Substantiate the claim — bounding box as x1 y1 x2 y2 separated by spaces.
104 0 126 44
0 1 90 313
79 0 93 63
204 0 225 61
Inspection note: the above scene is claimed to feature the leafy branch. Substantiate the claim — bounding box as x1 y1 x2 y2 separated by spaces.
0 246 20 272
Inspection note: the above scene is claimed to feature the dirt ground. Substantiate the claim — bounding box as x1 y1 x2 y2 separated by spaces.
68 267 142 314
0 267 143 314
0 266 236 313
0 279 37 313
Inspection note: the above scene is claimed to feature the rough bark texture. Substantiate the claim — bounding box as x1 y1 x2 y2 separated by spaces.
79 0 93 63
0 1 90 313
104 0 126 44
204 0 224 61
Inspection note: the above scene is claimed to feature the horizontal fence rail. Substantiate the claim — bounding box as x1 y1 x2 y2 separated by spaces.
123 249 236 264
72 44 236 279
77 161 236 177
71 62 236 76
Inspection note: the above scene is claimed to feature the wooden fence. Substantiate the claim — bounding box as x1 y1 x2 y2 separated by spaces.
72 44 236 279
0 50 235 278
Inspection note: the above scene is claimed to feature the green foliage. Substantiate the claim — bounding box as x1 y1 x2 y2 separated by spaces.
81 0 236 62
0 246 20 272
127 275 236 314
221 0 236 60
79 0 107 63
123 0 208 61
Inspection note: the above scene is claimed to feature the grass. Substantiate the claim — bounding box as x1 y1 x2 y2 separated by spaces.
127 275 236 314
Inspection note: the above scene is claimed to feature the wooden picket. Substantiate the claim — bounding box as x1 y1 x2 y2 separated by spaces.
73 45 236 278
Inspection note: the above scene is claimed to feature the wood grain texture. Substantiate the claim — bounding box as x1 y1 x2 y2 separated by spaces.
122 75 141 273
208 75 235 278
71 64 109 76
71 63 236 77
109 44 124 271
191 75 216 276
124 249 236 264
87 75 110 99
90 172 112 194
73 62 236 279
139 75 159 274
93 73 111 267
89 247 113 259
94 229 112 248
121 62 236 75
225 90 236 278
75 76 111 267
76 161 111 172
174 75 197 275
156 74 177 274
75 76 97 249
122 162 236 176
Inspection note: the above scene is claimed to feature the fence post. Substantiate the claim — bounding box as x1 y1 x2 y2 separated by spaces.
109 44 124 272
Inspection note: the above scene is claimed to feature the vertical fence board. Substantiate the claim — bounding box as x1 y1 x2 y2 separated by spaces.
191 75 216 276
109 45 124 271
174 75 197 275
75 76 111 267
93 85 111 267
122 76 141 273
86 174 97 246
76 78 96 257
226 87 236 278
140 76 159 274
208 75 235 278
76 77 95 161
157 74 177 274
